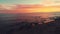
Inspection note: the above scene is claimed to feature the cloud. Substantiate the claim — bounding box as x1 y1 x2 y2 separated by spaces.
0 4 60 13
0 3 60 10
0 4 43 10
0 4 17 10
40 0 60 6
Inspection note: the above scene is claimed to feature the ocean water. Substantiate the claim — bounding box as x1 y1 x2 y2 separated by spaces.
0 12 60 34
0 12 60 23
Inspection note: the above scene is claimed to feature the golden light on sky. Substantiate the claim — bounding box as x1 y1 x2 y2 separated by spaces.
0 0 60 13
16 6 60 13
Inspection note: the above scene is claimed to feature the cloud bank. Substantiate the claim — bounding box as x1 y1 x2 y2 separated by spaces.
0 4 60 13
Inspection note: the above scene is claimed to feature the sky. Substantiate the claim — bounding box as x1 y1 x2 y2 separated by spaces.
0 0 60 4
0 0 42 4
0 0 60 13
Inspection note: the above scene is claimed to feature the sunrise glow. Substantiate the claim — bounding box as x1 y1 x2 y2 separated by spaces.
0 0 60 13
15 6 60 13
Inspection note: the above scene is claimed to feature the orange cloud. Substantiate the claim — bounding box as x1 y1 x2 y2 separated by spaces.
16 5 60 13
0 4 60 13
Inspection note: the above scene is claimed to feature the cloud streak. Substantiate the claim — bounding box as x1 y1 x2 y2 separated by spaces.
0 4 60 13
